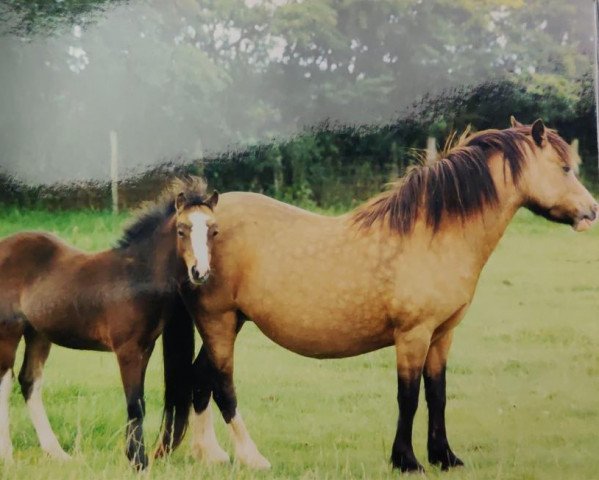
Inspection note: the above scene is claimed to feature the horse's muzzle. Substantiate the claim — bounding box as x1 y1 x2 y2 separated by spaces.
190 265 211 285
573 204 599 232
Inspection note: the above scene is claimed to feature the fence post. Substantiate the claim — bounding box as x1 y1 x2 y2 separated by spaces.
426 136 437 165
110 130 119 214
273 153 283 197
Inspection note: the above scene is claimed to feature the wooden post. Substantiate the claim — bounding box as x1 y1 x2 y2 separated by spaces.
426 136 437 165
110 130 119 214
273 155 283 196
389 140 399 180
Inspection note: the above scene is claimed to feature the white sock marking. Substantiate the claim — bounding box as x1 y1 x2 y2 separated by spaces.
27 379 70 459
228 410 270 469
0 371 13 461
191 401 229 463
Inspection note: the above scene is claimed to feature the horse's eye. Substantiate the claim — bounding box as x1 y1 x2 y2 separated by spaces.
177 230 185 238
562 165 571 173
212 229 219 237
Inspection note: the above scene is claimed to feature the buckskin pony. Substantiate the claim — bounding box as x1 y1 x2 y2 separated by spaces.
169 120 597 472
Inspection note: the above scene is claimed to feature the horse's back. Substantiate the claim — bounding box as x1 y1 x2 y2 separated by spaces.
219 191 333 221
0 232 76 300
0 231 75 265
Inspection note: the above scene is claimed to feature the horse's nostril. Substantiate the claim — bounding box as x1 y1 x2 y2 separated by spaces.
191 265 199 279
590 210 597 221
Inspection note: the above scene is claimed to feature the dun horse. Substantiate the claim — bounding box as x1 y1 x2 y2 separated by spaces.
0 178 218 470
166 119 597 472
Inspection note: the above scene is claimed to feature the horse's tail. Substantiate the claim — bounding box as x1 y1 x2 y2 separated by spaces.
155 296 195 458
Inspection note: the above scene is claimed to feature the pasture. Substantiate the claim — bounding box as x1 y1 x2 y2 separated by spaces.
0 207 598 479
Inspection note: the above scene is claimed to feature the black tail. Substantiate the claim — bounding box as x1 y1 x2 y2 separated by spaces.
155 295 195 458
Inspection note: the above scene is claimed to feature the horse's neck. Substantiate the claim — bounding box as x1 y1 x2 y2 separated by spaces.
461 152 523 268
116 219 181 293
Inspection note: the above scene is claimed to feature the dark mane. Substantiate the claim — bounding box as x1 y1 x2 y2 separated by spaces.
116 177 209 250
352 126 571 234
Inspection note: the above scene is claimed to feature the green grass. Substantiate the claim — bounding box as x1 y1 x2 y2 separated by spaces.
1 207 599 479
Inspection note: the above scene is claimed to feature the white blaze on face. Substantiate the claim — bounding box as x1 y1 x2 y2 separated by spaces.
189 211 212 277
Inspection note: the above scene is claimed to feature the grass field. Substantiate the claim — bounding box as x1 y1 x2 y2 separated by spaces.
0 207 598 480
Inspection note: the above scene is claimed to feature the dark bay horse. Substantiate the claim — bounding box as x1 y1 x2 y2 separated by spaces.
0 178 218 470
169 119 597 472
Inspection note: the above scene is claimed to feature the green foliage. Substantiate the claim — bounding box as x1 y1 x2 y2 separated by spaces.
0 0 120 35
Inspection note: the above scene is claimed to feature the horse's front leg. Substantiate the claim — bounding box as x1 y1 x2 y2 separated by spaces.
189 346 230 464
116 342 154 471
391 325 431 473
424 330 463 470
196 311 270 469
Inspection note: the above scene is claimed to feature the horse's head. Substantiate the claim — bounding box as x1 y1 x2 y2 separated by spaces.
516 118 598 232
175 190 219 285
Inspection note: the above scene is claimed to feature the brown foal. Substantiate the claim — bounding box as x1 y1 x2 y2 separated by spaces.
0 177 218 470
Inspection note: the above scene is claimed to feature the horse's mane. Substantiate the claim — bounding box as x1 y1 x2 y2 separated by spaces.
116 176 209 250
352 126 571 234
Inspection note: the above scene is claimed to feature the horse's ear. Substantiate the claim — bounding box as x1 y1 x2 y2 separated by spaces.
206 190 219 210
510 115 523 128
175 192 186 212
531 118 546 147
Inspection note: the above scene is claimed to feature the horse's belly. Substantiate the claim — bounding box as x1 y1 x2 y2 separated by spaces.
22 309 111 351
242 306 395 359
20 289 112 352
42 329 111 351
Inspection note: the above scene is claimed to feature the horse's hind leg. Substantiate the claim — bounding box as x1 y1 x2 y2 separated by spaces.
18 326 70 460
195 311 270 469
0 320 23 461
190 347 229 464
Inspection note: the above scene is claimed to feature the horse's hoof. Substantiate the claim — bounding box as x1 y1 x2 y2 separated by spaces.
131 454 149 472
153 445 167 459
0 444 13 464
0 451 13 464
236 447 271 470
46 448 71 461
392 453 425 474
399 462 425 474
192 442 230 464
428 448 464 470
